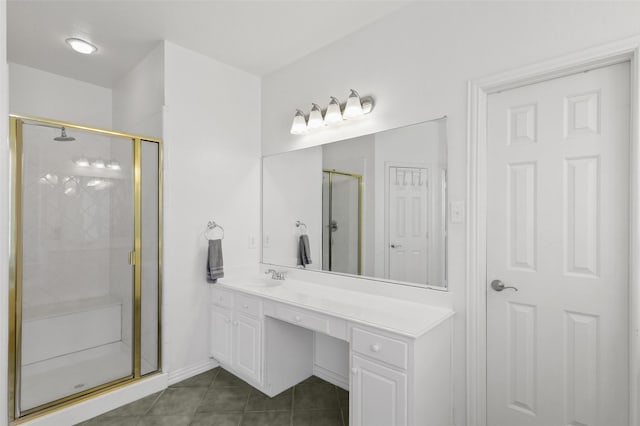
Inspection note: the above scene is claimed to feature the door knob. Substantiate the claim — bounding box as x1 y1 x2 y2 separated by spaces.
491 279 518 292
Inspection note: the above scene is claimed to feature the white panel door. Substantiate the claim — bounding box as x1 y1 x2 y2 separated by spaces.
351 355 407 426
209 307 232 365
388 166 429 284
486 62 630 426
233 313 261 384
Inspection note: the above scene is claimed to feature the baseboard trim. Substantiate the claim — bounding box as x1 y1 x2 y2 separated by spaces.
167 358 219 385
313 365 348 391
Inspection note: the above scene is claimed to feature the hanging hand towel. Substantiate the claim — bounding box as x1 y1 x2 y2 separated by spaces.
207 239 224 283
297 234 312 268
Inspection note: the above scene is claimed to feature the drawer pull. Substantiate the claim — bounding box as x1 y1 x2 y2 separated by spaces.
370 344 381 353
294 315 302 322
351 367 358 375
242 304 249 309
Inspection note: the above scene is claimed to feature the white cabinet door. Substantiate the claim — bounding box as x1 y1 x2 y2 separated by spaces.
210 307 232 365
351 355 407 426
233 313 261 383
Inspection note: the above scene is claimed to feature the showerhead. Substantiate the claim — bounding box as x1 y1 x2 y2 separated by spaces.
54 127 76 142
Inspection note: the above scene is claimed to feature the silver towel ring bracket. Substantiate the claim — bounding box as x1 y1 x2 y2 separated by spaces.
204 221 225 240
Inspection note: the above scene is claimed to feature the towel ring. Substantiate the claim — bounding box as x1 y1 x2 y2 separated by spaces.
296 220 307 234
204 221 224 240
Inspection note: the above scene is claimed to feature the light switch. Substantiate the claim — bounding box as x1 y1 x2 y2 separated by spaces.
263 234 271 248
248 235 257 249
450 201 465 224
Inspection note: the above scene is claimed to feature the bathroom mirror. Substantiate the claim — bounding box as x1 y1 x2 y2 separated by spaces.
262 118 447 289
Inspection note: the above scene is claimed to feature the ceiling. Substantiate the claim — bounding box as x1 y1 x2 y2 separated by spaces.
7 1 409 88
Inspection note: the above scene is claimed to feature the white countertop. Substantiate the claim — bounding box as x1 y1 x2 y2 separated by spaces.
216 276 454 338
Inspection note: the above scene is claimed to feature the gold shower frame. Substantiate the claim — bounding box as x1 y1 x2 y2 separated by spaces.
8 114 163 424
322 169 363 275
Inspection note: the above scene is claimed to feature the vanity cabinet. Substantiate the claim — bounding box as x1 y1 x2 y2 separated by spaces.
209 287 263 385
209 282 453 426
233 313 261 382
351 354 407 426
209 307 232 365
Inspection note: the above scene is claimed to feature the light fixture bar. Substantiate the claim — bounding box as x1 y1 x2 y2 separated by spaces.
290 89 373 135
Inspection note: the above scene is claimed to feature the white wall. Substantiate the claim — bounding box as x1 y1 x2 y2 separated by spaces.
163 41 261 379
112 43 164 138
1 2 9 423
9 63 112 129
261 3 640 424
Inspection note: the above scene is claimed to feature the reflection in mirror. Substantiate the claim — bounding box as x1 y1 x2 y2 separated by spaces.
262 118 447 289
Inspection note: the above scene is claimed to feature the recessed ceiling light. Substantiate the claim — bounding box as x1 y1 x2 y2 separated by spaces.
65 37 98 55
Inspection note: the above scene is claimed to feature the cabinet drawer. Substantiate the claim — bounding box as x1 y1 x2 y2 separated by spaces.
210 287 234 309
352 328 408 369
273 305 329 334
236 294 261 318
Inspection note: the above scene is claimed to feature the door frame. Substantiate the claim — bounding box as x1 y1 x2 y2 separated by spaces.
466 36 640 426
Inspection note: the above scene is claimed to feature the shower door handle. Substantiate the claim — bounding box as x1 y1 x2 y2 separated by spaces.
129 251 136 266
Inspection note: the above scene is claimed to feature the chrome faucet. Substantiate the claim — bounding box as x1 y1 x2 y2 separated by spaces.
265 269 286 280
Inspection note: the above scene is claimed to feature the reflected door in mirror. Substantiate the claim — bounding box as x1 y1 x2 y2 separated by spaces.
387 166 428 284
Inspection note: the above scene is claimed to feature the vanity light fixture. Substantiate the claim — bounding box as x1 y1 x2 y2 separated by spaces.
290 89 374 135
65 37 98 55
307 103 325 130
107 160 121 171
92 159 106 169
290 110 308 135
74 157 90 167
324 97 343 124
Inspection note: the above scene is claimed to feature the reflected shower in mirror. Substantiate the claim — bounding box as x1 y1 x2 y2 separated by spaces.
262 118 448 289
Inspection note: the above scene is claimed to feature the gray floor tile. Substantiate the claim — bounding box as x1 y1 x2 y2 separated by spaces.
171 368 220 388
294 384 339 410
190 412 243 426
297 376 327 386
336 388 348 410
211 369 252 389
197 386 251 413
293 410 343 426
148 387 207 416
101 391 163 417
245 388 292 412
138 415 192 426
241 411 292 426
83 416 141 426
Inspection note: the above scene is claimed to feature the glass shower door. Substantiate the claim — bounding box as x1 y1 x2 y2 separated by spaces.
18 122 135 413
322 170 362 275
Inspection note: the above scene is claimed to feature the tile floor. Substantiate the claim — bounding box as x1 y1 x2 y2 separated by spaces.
77 367 349 426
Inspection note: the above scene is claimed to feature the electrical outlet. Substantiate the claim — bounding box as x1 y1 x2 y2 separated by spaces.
263 234 271 248
248 235 257 249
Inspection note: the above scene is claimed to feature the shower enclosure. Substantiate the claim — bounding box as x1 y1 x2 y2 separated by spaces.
8 115 162 422
322 169 362 275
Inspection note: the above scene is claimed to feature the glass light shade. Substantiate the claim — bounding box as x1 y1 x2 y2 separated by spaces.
290 110 308 135
307 103 325 130
93 159 106 168
74 157 90 167
108 160 121 170
65 37 98 55
343 89 364 119
324 97 343 124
